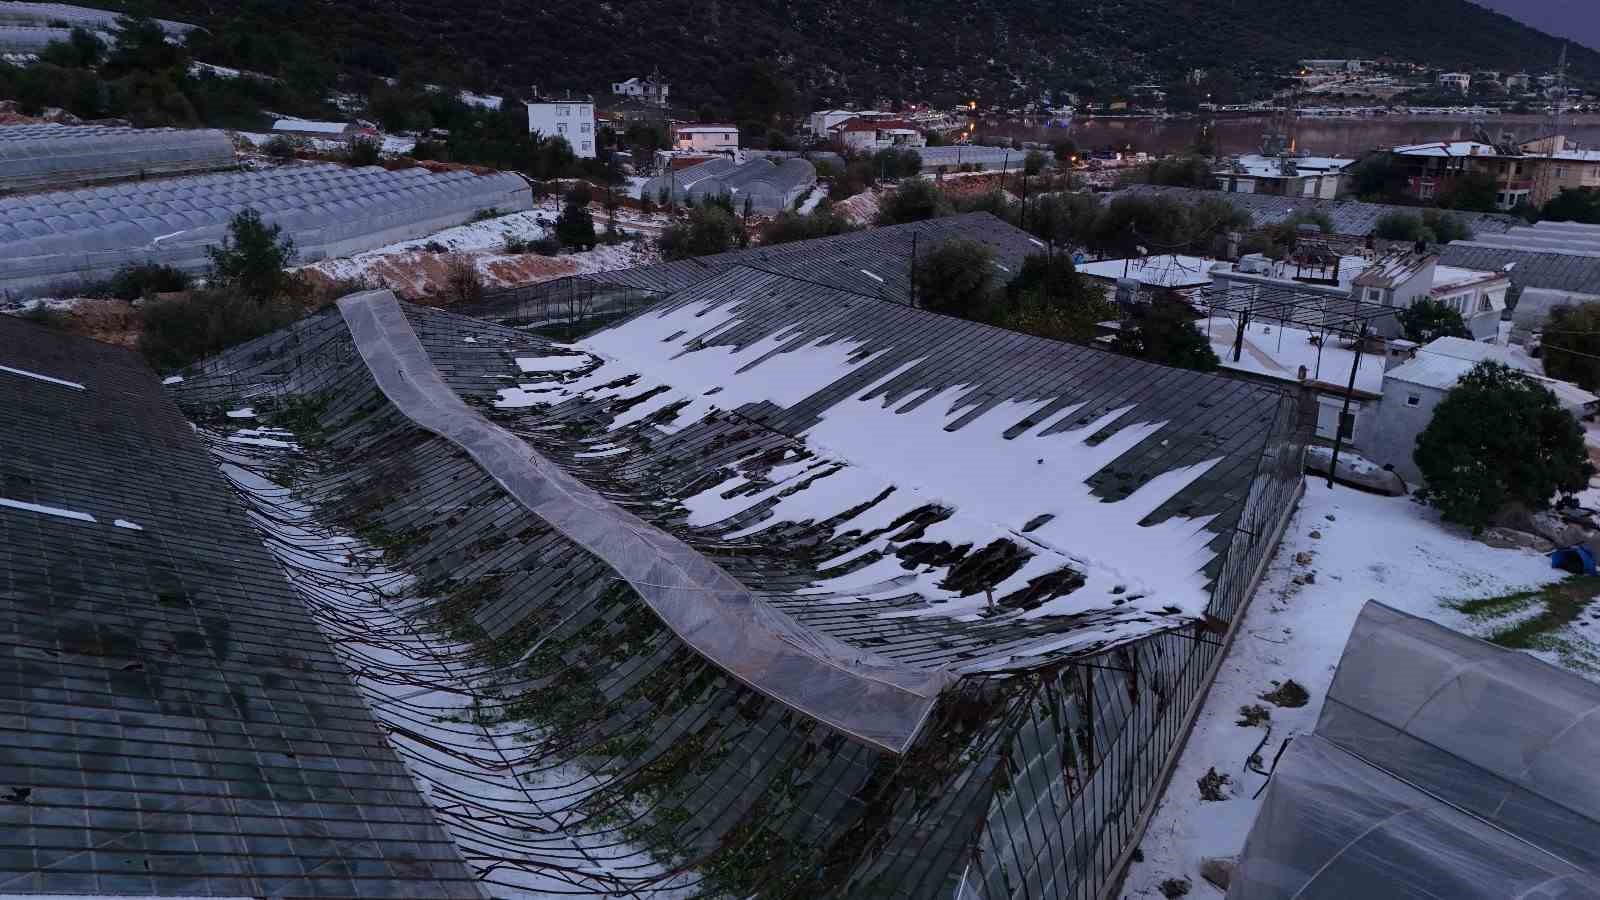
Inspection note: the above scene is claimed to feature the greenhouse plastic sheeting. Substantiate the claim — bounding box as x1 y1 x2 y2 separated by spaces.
0 164 532 296
1230 602 1600 898
1230 735 1600 899
0 124 236 194
336 290 953 754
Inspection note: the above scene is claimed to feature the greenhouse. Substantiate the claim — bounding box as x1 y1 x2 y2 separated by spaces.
0 1 194 35
918 145 1028 172
0 124 237 195
642 156 815 212
0 163 532 297
1231 602 1600 899
169 253 1310 897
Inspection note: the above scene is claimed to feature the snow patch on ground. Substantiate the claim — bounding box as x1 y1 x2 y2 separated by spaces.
797 184 828 214
1120 485 1567 898
0 496 95 523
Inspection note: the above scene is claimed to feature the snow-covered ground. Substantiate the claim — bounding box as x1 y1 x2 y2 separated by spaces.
1120 483 1573 897
234 129 417 156
299 209 659 297
796 183 828 214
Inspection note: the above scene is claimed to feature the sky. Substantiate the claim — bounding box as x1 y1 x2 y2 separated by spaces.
1470 0 1600 53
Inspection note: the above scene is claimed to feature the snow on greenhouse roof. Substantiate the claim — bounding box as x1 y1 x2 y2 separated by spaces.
479 267 1296 666
0 314 481 896
1232 602 1600 898
0 123 236 195
0 2 194 34
0 163 532 296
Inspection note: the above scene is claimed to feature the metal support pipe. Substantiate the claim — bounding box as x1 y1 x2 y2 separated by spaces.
1326 323 1367 489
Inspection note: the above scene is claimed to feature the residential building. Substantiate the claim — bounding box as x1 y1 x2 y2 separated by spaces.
828 117 928 153
610 69 669 107
1443 221 1600 342
805 108 892 136
1437 72 1471 92
528 97 596 158
672 123 739 155
1077 255 1218 299
1389 135 1600 209
1504 72 1533 92
1370 336 1594 483
1213 154 1355 199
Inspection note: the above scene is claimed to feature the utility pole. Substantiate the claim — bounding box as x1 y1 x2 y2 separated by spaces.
1326 323 1368 489
909 233 919 308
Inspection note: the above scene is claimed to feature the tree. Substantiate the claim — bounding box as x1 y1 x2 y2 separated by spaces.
1113 301 1219 371
876 179 953 225
40 27 105 69
1414 362 1592 530
993 254 1114 343
1144 155 1213 188
1422 209 1473 243
102 16 188 78
206 208 296 304
913 239 995 316
555 192 597 250
1541 303 1600 391
1438 172 1499 213
1347 153 1403 201
1373 212 1427 242
346 137 382 167
1541 189 1600 224
1024 192 1099 249
1399 299 1471 343
659 207 741 260
1024 150 1050 176
443 254 485 305
760 208 858 245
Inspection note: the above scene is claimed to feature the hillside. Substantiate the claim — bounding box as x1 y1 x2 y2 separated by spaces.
109 0 1597 111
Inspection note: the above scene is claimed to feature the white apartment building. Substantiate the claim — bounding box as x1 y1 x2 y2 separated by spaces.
528 99 596 158
673 125 739 155
1437 72 1471 93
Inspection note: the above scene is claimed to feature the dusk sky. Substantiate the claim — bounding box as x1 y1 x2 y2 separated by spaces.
1470 0 1600 53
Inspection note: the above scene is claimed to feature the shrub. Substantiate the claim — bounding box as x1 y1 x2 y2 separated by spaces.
658 207 742 260
913 239 995 315
346 137 382 167
759 208 858 245
99 263 192 300
1414 362 1592 530
263 135 299 159
1112 300 1219 372
1398 299 1471 343
138 290 307 373
876 179 954 225
555 198 597 250
206 208 296 303
442 255 485 305
1024 150 1050 176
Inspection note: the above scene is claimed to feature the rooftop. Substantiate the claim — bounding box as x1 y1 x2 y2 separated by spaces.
1077 254 1218 288
1221 154 1356 178
1392 140 1500 157
1202 315 1387 396
1112 185 1525 239
0 315 480 896
1387 337 1595 409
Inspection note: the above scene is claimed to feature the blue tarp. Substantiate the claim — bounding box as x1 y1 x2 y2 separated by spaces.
1551 544 1598 575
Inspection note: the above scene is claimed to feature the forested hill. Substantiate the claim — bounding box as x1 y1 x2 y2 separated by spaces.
113 0 1594 111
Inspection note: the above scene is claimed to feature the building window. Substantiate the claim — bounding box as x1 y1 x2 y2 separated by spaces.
582 141 592 152
580 122 591 133
557 106 570 117
557 123 567 133
1406 394 1421 407
1556 166 1568 179
1418 182 1435 199
1339 411 1356 440
1366 287 1383 302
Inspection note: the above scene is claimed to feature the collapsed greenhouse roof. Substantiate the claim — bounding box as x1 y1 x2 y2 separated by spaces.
640 156 816 212
0 124 237 195
0 163 532 297
0 315 481 896
1231 602 1600 899
167 263 1308 896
